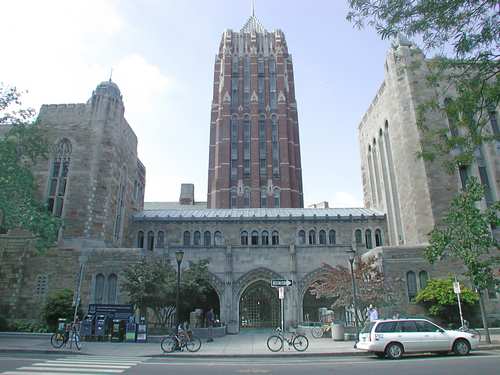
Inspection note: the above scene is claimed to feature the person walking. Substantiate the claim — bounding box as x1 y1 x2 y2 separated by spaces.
206 307 214 343
367 304 379 322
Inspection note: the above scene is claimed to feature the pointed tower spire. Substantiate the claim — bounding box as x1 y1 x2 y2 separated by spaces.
241 1 266 33
251 0 255 17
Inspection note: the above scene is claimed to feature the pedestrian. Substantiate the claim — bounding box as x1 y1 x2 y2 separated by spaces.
367 304 379 322
206 307 214 343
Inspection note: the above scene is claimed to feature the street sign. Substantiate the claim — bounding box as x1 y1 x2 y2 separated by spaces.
453 281 461 294
278 287 284 300
271 279 293 287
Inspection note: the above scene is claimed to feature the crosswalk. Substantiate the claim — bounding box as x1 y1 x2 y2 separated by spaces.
1 355 144 375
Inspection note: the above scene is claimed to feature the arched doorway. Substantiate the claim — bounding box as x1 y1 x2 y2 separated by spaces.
302 286 338 323
239 280 280 328
180 280 220 327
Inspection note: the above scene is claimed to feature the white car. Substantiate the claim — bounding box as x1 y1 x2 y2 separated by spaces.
355 318 480 359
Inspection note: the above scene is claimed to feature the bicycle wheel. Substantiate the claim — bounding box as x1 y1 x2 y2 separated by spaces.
73 332 82 351
267 335 283 352
311 326 324 338
185 335 202 352
293 334 309 352
161 336 177 353
50 333 65 349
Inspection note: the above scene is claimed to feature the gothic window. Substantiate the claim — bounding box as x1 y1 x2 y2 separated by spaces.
241 231 248 246
251 230 259 245
258 59 265 111
259 117 267 177
328 230 336 245
355 229 362 245
35 274 48 297
269 58 277 110
230 118 238 181
156 231 165 249
243 117 251 176
261 230 269 245
214 231 223 246
406 271 417 302
458 165 469 190
95 274 105 304
147 231 154 251
183 231 191 246
243 55 250 107
272 231 279 245
193 231 201 246
478 165 494 206
308 230 316 245
107 274 117 304
231 56 239 110
204 231 211 247
230 188 237 208
273 188 280 208
47 138 72 217
365 229 373 249
319 230 326 245
271 117 279 177
375 229 383 247
419 271 429 290
137 231 144 248
113 169 126 242
298 230 306 245
261 189 267 208
243 188 251 208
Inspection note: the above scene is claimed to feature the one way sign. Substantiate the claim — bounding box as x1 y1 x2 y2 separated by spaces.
271 279 293 287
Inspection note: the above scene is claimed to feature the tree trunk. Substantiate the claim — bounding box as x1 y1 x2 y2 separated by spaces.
478 290 491 344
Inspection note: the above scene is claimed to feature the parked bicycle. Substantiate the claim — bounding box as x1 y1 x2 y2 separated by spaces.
50 322 81 350
458 320 481 342
267 327 309 352
161 329 202 353
311 323 331 338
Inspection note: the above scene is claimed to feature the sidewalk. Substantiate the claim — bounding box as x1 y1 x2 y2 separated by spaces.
1 331 499 358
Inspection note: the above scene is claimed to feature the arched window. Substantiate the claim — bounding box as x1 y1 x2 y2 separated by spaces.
419 271 429 289
319 230 326 245
147 231 154 251
47 138 72 217
241 231 248 246
308 230 316 245
272 231 279 245
214 231 223 246
355 229 362 245
261 230 269 245
261 189 267 207
137 231 144 248
375 229 383 247
328 230 336 245
107 274 117 304
156 231 165 249
298 230 306 245
95 274 105 304
273 188 280 208
204 231 211 247
183 231 191 246
251 230 259 245
193 231 201 246
243 188 251 208
230 188 237 208
365 229 373 249
406 271 417 302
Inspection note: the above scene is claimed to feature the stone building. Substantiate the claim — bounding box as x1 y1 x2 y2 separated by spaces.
207 12 304 209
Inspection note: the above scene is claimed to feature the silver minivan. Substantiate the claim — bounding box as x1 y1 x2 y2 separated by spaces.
355 318 480 359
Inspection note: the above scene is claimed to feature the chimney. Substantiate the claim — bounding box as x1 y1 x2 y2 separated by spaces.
179 184 195 205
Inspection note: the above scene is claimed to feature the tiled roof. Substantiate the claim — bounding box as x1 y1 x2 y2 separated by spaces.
133 207 385 222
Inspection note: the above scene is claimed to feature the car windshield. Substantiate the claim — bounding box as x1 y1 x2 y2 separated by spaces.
361 322 375 334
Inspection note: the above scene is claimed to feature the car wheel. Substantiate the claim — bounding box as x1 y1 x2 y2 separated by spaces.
385 342 404 360
453 339 470 356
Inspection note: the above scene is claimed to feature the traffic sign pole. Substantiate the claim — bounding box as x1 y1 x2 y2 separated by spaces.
454 279 464 327
278 287 284 350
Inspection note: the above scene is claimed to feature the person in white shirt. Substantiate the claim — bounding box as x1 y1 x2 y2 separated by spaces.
367 304 378 322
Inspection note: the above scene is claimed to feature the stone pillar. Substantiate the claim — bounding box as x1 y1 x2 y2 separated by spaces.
287 244 299 327
224 245 238 333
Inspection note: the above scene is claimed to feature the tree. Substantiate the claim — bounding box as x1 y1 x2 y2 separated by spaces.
0 84 61 251
121 257 211 328
309 256 401 325
425 177 499 340
346 1 499 172
42 289 78 331
415 278 479 326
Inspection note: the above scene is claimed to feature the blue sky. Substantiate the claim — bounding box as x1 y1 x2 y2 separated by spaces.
1 0 391 206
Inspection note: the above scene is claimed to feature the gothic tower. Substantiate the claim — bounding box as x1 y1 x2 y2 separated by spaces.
207 12 304 208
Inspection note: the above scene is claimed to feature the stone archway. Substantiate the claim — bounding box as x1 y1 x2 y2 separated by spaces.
299 268 338 323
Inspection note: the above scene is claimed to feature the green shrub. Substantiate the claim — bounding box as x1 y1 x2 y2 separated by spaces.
42 289 78 331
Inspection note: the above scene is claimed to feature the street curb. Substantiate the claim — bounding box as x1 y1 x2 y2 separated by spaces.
0 349 88 355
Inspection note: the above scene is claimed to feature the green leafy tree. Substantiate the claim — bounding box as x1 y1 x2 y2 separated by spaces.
0 84 61 250
425 177 499 339
346 1 499 172
42 289 78 331
416 278 479 326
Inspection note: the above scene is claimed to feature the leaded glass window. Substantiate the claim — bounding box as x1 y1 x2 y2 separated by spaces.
47 138 71 217
183 231 191 246
308 230 316 245
319 230 326 245
107 274 117 304
95 274 105 304
406 271 417 302
204 231 211 247
157 231 165 248
298 230 306 245
147 231 154 251
272 231 279 245
272 117 279 177
261 231 269 245
365 229 373 249
328 230 336 245
194 231 201 246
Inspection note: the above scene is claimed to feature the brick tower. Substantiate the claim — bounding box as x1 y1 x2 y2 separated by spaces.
207 11 304 208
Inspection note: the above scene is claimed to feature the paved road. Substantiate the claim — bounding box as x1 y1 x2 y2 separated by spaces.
1 351 500 375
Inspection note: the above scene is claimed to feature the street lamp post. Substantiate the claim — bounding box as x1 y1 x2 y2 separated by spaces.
175 250 184 334
347 245 359 341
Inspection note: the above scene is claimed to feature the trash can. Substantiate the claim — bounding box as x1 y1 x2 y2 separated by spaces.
331 322 345 341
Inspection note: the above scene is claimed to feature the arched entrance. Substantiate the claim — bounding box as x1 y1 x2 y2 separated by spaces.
239 280 280 328
302 286 338 323
180 280 220 326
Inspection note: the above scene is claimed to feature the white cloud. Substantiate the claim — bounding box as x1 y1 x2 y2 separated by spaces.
331 191 364 208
